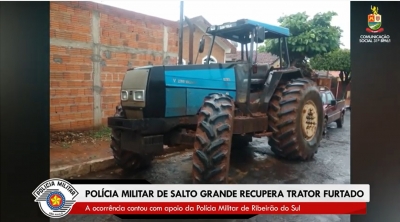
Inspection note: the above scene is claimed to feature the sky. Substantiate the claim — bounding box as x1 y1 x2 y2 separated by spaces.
92 0 350 49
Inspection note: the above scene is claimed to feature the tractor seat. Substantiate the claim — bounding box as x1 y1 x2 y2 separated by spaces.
251 63 271 85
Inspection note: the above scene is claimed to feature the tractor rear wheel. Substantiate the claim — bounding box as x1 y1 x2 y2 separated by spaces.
267 78 323 160
192 93 235 184
110 106 153 170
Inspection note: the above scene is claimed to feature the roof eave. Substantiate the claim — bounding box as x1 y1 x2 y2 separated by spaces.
190 23 231 52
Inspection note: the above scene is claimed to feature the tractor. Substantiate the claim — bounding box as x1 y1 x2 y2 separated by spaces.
107 19 324 184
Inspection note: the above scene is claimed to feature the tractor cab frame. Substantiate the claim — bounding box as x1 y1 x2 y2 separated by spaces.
197 19 302 116
204 19 290 68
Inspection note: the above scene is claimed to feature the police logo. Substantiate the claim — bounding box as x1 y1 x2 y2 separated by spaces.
366 5 384 33
32 178 79 218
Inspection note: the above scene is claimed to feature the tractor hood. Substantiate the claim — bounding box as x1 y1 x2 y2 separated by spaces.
120 68 150 119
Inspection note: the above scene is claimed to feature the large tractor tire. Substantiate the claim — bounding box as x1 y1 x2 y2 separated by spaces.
267 78 323 160
192 93 235 184
110 105 153 170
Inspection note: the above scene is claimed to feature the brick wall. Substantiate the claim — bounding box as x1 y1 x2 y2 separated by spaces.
182 27 225 64
50 2 178 131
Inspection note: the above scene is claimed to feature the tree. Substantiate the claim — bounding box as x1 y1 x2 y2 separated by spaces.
257 44 266 52
259 12 342 77
310 49 351 99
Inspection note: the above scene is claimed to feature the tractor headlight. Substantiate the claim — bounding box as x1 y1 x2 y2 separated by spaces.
133 90 145 101
121 90 129 101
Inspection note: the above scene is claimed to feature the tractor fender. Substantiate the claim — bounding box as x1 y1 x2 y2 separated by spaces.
260 68 304 105
280 69 304 82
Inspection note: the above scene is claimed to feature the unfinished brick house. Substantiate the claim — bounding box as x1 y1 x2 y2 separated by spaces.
180 16 237 64
50 3 240 132
50 2 179 131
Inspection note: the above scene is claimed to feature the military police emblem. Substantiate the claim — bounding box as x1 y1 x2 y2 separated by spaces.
367 5 384 33
32 178 79 218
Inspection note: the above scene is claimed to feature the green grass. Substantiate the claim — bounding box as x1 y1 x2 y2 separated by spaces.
61 142 70 149
90 126 111 140
51 126 112 146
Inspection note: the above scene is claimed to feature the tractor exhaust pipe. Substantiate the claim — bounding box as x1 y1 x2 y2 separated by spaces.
178 1 184 65
184 16 194 64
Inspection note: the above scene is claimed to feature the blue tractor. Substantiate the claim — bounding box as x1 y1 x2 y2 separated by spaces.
107 19 324 184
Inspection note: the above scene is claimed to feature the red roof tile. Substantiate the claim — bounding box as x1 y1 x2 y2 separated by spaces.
226 51 279 64
184 16 236 53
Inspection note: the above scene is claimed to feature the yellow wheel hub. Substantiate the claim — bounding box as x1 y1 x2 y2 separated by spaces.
301 100 318 141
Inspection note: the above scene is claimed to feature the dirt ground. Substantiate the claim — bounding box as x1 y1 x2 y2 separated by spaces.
49 127 184 169
50 127 112 168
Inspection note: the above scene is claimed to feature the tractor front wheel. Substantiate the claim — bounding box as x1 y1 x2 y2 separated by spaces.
267 78 323 160
110 106 153 171
192 93 235 184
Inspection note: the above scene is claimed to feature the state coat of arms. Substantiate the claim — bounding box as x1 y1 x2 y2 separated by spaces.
366 5 384 33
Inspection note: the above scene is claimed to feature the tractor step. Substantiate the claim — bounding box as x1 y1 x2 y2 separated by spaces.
120 132 164 155
254 131 273 138
166 129 196 146
233 116 268 134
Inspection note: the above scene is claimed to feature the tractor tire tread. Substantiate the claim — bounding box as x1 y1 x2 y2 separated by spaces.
267 78 322 160
192 93 234 184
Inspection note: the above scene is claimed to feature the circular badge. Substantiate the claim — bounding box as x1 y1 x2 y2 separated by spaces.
46 191 66 210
